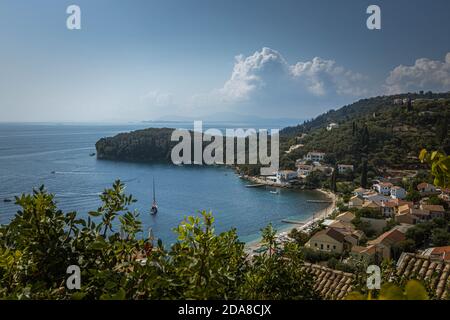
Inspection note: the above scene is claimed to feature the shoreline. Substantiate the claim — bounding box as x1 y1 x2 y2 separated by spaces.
244 188 336 255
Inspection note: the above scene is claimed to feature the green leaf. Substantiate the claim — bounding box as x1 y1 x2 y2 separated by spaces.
100 288 126 300
345 291 367 300
405 280 428 300
379 283 405 300
71 292 87 300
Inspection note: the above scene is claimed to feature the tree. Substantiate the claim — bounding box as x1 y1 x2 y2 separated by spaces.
436 116 448 146
305 171 323 189
405 223 433 248
360 159 368 189
0 182 321 300
240 243 320 300
330 167 337 193
391 239 416 260
431 229 450 247
405 189 421 202
260 224 277 256
289 229 309 246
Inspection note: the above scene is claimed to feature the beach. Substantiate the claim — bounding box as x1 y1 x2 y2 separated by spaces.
244 188 337 255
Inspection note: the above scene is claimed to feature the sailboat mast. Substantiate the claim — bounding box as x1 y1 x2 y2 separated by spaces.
153 178 156 202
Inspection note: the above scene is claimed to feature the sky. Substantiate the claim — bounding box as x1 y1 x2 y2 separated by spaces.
0 0 449 122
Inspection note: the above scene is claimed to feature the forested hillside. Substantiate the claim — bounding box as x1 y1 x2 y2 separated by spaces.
279 92 450 171
96 128 176 162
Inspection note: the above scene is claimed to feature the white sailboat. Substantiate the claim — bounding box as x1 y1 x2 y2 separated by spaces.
150 178 158 215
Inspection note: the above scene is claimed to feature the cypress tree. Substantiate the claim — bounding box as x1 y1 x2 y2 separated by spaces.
361 159 368 189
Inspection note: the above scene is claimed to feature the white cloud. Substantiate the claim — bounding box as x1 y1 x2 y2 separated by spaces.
385 52 450 94
218 47 368 103
290 57 367 96
219 48 290 102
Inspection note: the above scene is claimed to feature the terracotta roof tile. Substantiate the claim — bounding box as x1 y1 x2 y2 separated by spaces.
303 263 355 300
396 253 450 299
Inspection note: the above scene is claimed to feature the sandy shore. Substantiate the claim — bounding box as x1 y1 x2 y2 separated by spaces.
244 188 337 255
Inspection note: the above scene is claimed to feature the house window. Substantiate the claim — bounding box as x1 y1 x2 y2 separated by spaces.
320 244 324 250
314 243 317 247
327 245 330 249
333 245 336 250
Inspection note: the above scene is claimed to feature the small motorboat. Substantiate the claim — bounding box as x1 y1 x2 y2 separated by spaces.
150 178 158 215
3 198 12 203
270 189 280 195
89 153 96 157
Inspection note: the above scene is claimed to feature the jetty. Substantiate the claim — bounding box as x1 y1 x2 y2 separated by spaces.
281 219 306 225
307 199 333 203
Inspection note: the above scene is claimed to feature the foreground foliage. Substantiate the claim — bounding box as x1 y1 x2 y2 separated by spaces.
346 280 429 300
0 181 318 300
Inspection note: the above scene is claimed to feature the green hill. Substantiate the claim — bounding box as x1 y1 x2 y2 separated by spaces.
279 92 450 172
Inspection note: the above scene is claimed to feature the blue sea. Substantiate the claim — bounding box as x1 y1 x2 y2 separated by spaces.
0 123 328 244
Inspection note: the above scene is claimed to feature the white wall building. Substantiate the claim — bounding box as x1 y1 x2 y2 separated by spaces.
327 123 339 131
373 182 393 196
276 170 298 183
390 186 407 199
305 152 326 162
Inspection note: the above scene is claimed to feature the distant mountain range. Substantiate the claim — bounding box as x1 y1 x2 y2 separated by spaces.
145 112 305 127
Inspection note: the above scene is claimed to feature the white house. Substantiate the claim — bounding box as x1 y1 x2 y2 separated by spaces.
390 186 407 199
393 98 404 105
305 152 325 162
276 170 298 183
297 164 314 177
327 123 339 131
373 182 393 196
337 164 354 174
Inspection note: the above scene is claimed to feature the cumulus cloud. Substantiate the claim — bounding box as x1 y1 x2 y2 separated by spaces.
290 57 368 96
218 47 368 104
385 52 450 94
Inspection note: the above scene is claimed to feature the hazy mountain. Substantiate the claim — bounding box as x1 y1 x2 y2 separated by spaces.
148 112 305 127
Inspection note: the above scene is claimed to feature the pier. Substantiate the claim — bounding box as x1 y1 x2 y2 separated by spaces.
306 199 333 203
281 219 306 225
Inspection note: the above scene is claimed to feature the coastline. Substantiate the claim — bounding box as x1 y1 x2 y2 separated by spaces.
244 188 336 255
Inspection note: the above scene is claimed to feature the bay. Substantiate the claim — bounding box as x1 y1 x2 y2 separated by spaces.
0 123 329 244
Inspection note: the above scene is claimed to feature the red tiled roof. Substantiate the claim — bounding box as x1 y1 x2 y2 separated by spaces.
417 182 435 190
368 229 406 246
420 204 445 213
314 228 346 243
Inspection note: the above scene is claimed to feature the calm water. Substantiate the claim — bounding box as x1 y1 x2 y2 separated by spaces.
0 123 328 244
